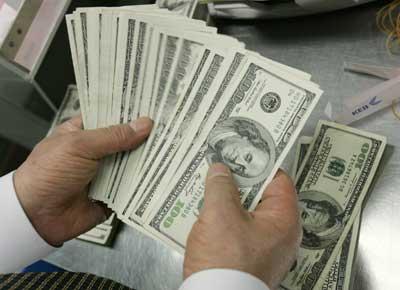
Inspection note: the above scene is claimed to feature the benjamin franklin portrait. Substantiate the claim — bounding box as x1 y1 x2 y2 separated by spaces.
299 191 346 249
206 117 276 187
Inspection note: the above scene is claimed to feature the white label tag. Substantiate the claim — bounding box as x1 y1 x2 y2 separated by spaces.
333 75 400 124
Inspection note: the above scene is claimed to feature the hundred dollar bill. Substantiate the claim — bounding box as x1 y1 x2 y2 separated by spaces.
103 14 148 200
77 213 119 245
292 136 361 290
122 33 242 216
73 11 94 129
114 29 218 210
119 47 214 215
320 216 360 290
99 11 163 201
84 11 122 201
93 10 177 202
291 136 313 179
126 49 240 222
85 9 102 129
134 50 314 223
66 16 88 128
281 121 386 290
48 85 80 134
110 19 217 206
111 30 170 206
130 51 247 223
77 224 115 245
157 0 198 17
143 56 323 252
85 8 188 201
106 18 150 202
111 27 178 206
87 12 133 202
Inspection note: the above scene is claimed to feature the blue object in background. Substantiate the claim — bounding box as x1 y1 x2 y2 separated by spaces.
23 260 64 273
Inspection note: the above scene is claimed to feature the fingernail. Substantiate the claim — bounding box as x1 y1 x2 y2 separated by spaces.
130 117 153 134
208 163 231 179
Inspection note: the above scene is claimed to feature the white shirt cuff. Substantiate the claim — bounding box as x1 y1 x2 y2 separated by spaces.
179 269 270 290
0 171 55 273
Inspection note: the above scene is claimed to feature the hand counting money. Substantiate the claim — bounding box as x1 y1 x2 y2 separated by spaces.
66 2 322 252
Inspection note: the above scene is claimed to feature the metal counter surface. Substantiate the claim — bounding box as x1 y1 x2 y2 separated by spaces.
46 2 400 289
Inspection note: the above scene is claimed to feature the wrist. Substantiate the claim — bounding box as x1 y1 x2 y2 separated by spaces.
13 169 62 247
14 168 35 223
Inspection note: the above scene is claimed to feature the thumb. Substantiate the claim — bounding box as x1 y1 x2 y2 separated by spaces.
202 163 243 218
76 117 153 159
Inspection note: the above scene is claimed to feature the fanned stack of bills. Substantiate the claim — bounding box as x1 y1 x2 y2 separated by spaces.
49 85 120 246
66 3 323 247
283 121 386 290
66 2 323 253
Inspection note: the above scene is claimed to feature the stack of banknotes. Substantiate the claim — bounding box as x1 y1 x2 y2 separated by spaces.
66 2 322 248
49 85 120 246
65 2 387 289
287 123 386 290
77 213 119 246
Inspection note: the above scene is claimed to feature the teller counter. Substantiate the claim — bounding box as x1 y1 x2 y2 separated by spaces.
45 2 400 290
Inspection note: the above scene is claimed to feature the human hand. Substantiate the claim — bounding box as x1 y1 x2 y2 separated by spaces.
14 116 152 246
184 163 301 289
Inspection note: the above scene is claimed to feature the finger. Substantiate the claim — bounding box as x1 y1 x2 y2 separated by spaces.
255 169 298 215
53 115 83 136
75 117 153 159
202 163 243 217
255 170 302 254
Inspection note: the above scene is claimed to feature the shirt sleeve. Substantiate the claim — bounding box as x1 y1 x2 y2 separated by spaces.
0 171 55 273
179 269 270 290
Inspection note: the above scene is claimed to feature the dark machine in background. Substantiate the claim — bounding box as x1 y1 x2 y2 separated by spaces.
208 0 376 19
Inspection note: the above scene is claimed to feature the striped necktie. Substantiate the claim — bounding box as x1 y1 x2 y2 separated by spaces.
0 272 133 290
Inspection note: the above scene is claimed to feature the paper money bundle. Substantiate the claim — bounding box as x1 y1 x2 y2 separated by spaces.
48 85 81 133
285 121 386 290
77 213 119 246
66 4 323 253
49 85 120 246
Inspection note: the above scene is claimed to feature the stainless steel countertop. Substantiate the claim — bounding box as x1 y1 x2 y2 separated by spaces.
46 2 400 289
